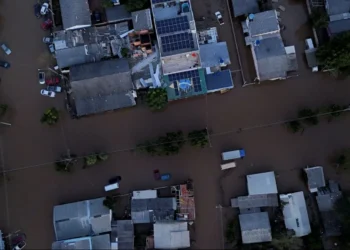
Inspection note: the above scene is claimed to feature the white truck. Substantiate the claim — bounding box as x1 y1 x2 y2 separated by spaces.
215 11 224 25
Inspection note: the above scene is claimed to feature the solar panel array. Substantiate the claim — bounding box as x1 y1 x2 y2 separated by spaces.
161 33 195 53
152 0 169 3
169 70 202 95
156 16 190 35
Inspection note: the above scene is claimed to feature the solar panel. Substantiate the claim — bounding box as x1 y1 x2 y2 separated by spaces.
168 70 202 95
161 33 195 53
156 16 190 35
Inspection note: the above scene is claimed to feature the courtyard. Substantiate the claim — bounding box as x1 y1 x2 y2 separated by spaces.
0 0 350 249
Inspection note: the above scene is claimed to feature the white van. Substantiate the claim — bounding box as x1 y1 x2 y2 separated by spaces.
220 162 237 170
104 183 119 192
221 149 246 161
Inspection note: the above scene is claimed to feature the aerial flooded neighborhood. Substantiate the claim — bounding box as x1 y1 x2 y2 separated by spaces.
0 0 350 249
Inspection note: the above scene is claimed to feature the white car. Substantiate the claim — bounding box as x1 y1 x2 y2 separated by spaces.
1 44 11 55
215 11 224 25
40 3 49 15
40 89 55 98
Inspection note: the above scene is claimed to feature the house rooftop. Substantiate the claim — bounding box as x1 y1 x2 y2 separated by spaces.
110 220 134 250
247 10 279 37
232 0 259 17
199 42 231 68
53 197 111 241
161 51 201 75
326 0 350 16
131 197 177 224
247 171 278 195
154 222 190 249
70 59 136 117
52 235 110 250
59 0 91 30
165 68 207 100
304 166 326 192
105 5 132 23
205 70 234 93
231 194 279 209
239 212 272 244
132 9 153 31
253 35 289 81
328 19 350 35
280 192 311 237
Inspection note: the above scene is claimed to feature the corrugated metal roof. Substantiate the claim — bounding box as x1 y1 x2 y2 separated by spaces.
205 70 234 93
247 171 278 195
154 222 190 249
326 0 350 16
328 19 350 35
239 212 272 244
106 5 132 23
132 9 153 31
249 10 279 37
231 194 279 209
199 42 231 68
280 192 311 237
232 0 259 17
111 220 134 249
59 0 91 30
305 166 326 191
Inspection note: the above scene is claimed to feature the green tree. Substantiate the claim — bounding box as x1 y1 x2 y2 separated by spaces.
55 154 77 173
84 155 98 167
188 129 208 148
310 9 329 28
225 219 239 244
0 104 8 116
303 226 323 250
335 197 350 247
146 88 168 111
101 0 114 8
158 131 185 155
330 149 350 170
103 196 116 209
298 108 318 126
41 107 59 125
271 230 303 250
316 32 350 74
121 47 129 58
123 0 149 12
137 141 159 156
286 120 303 134
325 104 348 122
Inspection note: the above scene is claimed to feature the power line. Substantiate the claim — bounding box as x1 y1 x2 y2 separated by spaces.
1 107 350 174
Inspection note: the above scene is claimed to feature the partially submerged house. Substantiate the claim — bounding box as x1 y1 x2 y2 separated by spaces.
239 212 272 244
52 234 111 250
304 166 326 193
279 192 311 237
69 59 136 117
59 0 91 30
110 220 134 249
246 171 278 195
231 194 279 210
131 190 177 224
53 197 112 241
325 0 350 36
232 0 259 17
154 222 190 249
242 10 297 82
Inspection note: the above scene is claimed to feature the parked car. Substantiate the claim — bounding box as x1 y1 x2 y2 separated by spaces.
104 176 121 191
305 38 319 72
40 3 49 15
215 11 224 25
0 61 10 69
43 37 53 44
160 173 171 181
1 44 11 55
38 71 45 84
41 19 53 30
46 85 62 93
153 169 160 180
48 44 55 54
34 3 41 18
40 89 55 97
46 77 60 85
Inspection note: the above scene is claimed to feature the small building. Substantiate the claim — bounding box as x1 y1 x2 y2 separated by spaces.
106 5 132 24
279 192 311 237
304 166 326 193
53 197 112 241
171 182 196 221
131 197 177 224
154 222 190 249
325 0 350 35
52 235 111 250
205 70 234 93
232 0 259 17
246 171 278 195
110 220 134 249
231 194 279 209
132 9 153 31
242 10 298 82
69 59 136 117
239 212 272 244
132 190 158 200
59 0 91 30
316 180 343 236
